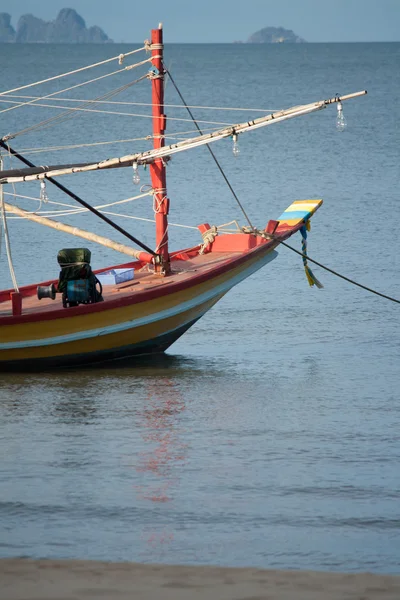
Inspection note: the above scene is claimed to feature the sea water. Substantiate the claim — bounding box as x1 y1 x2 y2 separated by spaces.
0 42 399 572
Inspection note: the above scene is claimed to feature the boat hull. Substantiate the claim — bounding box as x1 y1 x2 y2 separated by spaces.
0 245 278 371
1 314 202 371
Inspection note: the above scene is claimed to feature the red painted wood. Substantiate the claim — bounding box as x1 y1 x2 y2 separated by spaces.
197 222 213 253
212 234 258 252
0 239 276 326
10 292 22 316
149 26 170 274
197 223 211 234
265 220 279 234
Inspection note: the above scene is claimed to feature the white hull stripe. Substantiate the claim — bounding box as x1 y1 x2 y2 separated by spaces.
0 251 277 350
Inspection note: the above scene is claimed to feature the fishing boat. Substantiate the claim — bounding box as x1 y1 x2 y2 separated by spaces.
0 25 366 370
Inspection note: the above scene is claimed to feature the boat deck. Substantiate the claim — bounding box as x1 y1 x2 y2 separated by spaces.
0 250 241 319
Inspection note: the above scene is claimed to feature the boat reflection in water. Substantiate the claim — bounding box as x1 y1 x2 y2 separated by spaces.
135 377 186 550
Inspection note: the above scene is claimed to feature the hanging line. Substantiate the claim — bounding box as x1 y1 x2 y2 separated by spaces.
279 239 400 304
164 67 255 231
300 223 323 288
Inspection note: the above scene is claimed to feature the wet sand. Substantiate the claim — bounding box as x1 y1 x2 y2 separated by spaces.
1 559 400 599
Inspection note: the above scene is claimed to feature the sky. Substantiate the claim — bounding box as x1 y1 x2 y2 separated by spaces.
2 0 399 43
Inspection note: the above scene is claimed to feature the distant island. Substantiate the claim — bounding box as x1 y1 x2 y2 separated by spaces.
246 26 305 43
0 8 112 43
0 12 303 45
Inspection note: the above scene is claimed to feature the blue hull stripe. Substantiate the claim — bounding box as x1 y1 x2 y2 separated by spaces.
0 250 278 351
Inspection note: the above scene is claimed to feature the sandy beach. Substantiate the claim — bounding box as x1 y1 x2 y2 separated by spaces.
1 559 400 600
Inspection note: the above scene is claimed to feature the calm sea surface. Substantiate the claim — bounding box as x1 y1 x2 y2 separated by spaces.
0 42 400 572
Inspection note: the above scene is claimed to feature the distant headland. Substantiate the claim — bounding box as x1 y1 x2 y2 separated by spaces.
0 8 112 43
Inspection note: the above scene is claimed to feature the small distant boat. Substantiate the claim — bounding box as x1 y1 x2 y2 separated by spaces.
0 24 366 370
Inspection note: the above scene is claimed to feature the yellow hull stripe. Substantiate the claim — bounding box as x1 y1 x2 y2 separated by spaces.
0 247 277 361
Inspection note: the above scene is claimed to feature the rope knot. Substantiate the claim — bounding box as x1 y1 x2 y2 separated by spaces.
199 225 218 254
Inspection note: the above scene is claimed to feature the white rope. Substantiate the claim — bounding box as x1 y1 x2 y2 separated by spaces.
199 225 218 254
0 97 233 128
0 58 153 121
37 191 154 216
7 78 150 142
0 126 220 158
12 136 153 156
216 220 241 232
2 93 279 114
3 71 152 142
4 189 154 218
5 208 201 231
4 191 84 209
154 226 169 254
3 128 219 157
91 211 208 232
0 46 147 98
3 197 230 235
0 155 19 292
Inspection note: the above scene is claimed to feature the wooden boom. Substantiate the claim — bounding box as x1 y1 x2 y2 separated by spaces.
4 202 154 262
0 91 367 184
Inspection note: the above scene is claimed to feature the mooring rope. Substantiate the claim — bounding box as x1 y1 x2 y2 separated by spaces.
280 240 400 304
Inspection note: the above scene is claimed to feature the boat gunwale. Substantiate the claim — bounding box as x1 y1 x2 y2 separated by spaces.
0 236 281 327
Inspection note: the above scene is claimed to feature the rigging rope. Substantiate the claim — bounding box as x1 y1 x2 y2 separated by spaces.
1 140 158 257
0 98 233 129
280 240 400 304
10 136 153 156
4 190 154 219
164 67 255 231
2 128 218 157
0 46 147 98
3 70 151 140
0 60 150 118
2 93 279 114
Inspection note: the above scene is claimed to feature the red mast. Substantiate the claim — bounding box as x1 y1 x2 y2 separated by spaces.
150 24 170 275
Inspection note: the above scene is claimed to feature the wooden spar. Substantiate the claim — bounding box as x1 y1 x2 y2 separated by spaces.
0 90 367 185
149 24 170 274
0 161 131 180
4 202 154 263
